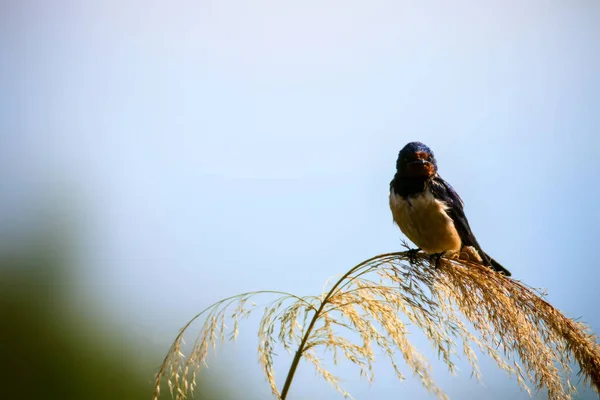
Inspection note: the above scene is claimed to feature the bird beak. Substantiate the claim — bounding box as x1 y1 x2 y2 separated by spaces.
408 159 428 165
401 153 435 178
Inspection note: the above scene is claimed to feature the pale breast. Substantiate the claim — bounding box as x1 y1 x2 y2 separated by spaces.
389 187 462 254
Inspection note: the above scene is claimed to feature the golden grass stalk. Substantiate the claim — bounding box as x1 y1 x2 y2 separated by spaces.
152 249 600 400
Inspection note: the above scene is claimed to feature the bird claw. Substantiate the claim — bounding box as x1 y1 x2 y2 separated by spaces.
406 248 421 264
429 252 446 269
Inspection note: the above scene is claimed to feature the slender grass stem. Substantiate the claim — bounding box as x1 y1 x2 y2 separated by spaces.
154 252 600 400
278 252 406 399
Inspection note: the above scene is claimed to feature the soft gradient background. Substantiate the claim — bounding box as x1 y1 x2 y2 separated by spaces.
1 1 599 399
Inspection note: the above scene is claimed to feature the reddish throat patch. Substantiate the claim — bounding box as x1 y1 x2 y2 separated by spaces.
406 161 435 178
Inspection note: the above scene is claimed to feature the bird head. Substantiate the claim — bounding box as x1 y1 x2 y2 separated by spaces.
396 141 438 178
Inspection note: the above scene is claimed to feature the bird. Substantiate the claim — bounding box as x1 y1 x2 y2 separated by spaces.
389 141 511 276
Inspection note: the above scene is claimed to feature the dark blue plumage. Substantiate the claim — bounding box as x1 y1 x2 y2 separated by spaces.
389 141 511 276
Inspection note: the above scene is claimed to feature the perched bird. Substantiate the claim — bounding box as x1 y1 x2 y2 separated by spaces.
389 141 511 276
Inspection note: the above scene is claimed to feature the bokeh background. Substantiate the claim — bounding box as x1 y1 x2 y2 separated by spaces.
1 1 599 399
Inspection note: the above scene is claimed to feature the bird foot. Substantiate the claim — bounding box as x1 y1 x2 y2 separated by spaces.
429 252 446 269
406 248 421 264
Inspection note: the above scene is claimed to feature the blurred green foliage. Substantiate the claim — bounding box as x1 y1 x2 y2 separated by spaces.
0 227 233 400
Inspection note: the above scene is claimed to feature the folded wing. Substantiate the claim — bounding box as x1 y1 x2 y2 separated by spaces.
429 177 511 276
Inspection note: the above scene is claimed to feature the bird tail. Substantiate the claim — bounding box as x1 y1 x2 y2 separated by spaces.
481 251 511 277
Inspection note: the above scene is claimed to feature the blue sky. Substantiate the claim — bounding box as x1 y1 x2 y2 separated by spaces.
2 1 599 398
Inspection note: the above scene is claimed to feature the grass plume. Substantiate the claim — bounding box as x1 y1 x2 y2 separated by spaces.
153 248 600 400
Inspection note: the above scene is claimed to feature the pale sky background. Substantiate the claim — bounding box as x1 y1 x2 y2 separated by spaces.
1 1 600 399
